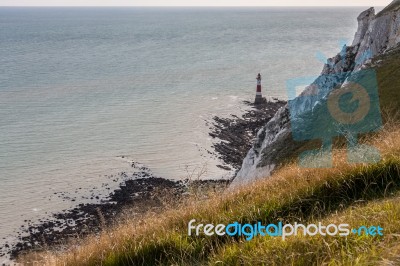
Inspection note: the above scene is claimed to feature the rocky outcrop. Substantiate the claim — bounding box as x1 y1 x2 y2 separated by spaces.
355 3 400 67
352 7 375 46
232 1 400 186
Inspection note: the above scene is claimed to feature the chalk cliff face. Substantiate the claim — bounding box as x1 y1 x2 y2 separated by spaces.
232 1 400 186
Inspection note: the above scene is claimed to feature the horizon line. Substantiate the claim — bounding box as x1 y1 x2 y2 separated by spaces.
0 5 384 7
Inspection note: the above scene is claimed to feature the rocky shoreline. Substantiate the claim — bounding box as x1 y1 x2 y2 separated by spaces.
2 167 229 261
1 98 285 262
209 98 286 171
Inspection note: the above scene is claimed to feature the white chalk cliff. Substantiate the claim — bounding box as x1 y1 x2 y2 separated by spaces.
232 1 400 186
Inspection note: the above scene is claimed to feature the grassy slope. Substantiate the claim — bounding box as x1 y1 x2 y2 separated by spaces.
212 194 400 265
25 49 400 266
375 46 400 113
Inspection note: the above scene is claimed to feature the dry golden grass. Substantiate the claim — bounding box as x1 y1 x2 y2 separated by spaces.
211 194 400 265
19 112 400 266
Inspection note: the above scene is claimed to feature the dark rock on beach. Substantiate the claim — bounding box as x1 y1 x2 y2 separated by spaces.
5 169 229 261
209 98 286 171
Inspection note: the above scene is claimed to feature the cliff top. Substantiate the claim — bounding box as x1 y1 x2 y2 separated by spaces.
377 0 400 17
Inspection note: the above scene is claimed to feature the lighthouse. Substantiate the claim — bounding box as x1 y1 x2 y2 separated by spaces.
254 73 263 104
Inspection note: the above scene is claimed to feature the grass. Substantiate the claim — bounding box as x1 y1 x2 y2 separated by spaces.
211 195 400 265
374 46 400 114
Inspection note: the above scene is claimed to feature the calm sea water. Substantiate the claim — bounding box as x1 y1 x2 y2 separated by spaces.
0 7 369 247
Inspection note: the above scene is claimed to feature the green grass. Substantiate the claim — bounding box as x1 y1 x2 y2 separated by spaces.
375 46 400 114
210 195 400 265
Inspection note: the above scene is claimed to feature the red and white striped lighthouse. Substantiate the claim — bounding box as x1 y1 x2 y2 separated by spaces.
254 73 263 104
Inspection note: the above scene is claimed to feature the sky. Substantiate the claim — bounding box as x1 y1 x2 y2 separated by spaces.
0 0 393 7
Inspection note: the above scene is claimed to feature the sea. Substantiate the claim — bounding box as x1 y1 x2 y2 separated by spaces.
0 7 374 251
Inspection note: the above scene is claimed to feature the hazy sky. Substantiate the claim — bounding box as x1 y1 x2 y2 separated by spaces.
0 0 393 7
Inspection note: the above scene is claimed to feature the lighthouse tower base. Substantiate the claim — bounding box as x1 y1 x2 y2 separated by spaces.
254 95 264 104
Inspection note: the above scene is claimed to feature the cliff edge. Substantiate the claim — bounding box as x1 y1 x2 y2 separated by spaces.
233 1 400 186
